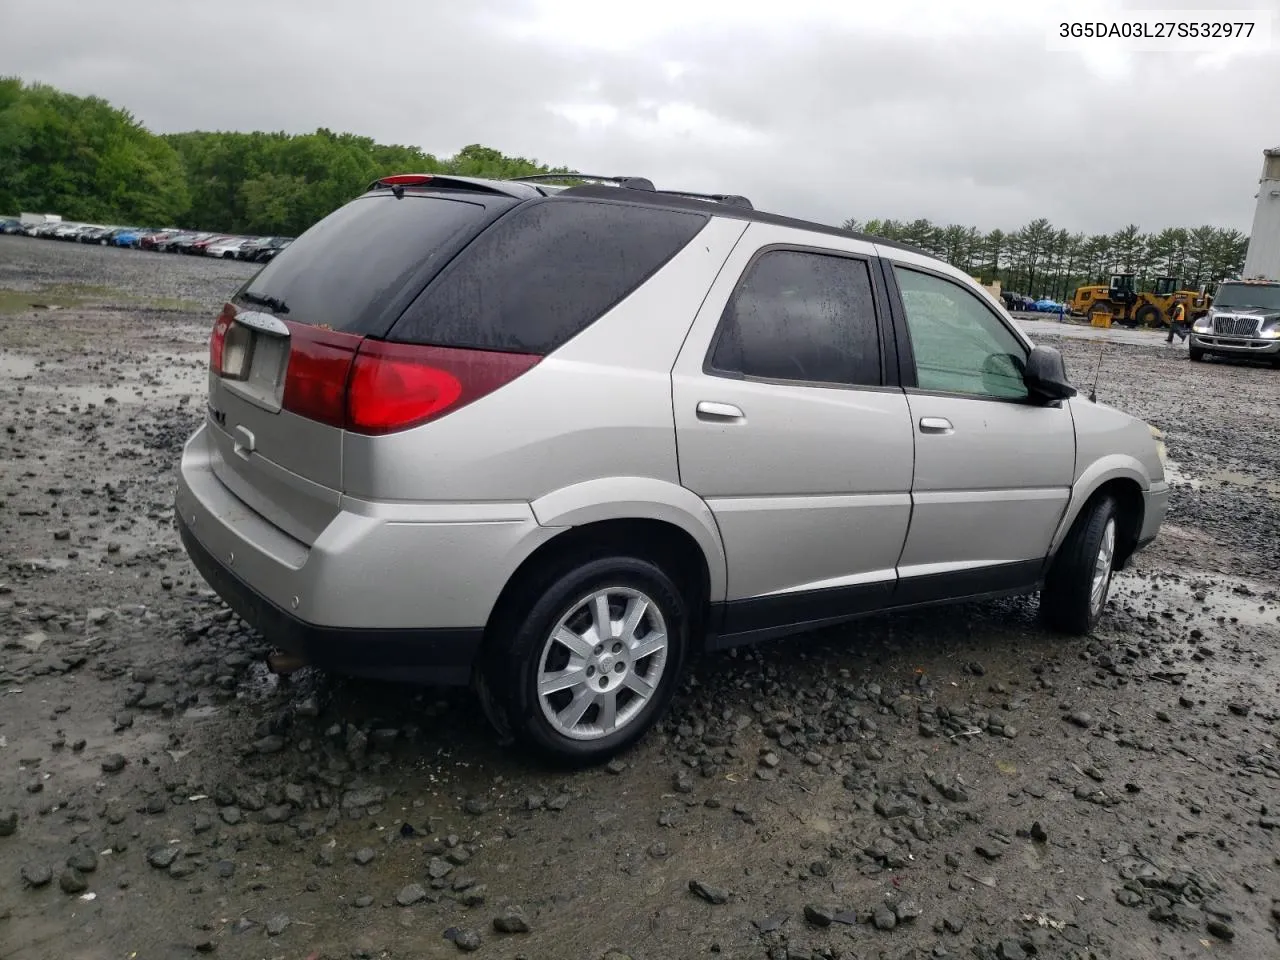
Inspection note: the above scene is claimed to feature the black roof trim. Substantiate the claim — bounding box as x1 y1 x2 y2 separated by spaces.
549 184 931 257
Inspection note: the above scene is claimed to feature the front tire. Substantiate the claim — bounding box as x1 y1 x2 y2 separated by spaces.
1040 496 1118 635
1190 346 1206 362
483 555 689 765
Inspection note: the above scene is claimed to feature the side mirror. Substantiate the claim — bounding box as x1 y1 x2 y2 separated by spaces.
1024 345 1077 403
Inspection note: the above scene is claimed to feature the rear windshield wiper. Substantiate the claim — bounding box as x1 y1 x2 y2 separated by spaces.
239 291 290 314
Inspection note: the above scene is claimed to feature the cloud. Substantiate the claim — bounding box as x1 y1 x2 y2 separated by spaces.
3 0 1278 233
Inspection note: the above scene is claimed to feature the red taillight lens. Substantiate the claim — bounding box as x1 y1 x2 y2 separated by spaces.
378 174 433 186
210 304 234 371
280 324 362 428
346 341 540 435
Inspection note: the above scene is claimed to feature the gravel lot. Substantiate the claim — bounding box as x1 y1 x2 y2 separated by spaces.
1 235 1278 960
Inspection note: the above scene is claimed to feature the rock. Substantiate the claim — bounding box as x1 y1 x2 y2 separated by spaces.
997 940 1028 960
253 735 285 755
341 787 385 810
689 879 730 904
265 914 290 937
804 904 835 927
460 886 488 907
66 848 98 872
219 806 242 826
1116 889 1143 907
21 863 53 888
146 845 180 869
428 857 453 879
648 842 669 858
0 811 17 837
1227 702 1250 717
397 883 427 906
873 904 897 930
875 796 910 818
101 754 127 773
295 695 320 717
547 793 570 811
1206 919 1235 941
606 759 627 774
463 798 490 816
974 844 1003 861
354 895 374 908
59 868 88 894
1066 711 1093 729
1030 821 1048 843
354 847 376 865
170 860 195 879
493 906 530 933
894 899 921 922
453 929 482 952
216 860 235 878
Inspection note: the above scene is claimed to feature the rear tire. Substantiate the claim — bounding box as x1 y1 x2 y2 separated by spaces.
482 554 689 766
1040 496 1118 635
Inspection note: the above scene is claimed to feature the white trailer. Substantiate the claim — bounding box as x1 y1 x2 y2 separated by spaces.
1242 146 1280 282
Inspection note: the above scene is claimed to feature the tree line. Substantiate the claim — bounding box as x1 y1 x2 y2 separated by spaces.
841 216 1249 299
0 75 1253 293
0 78 566 236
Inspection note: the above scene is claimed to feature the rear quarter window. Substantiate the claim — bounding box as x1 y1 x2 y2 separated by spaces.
390 198 709 354
236 194 501 334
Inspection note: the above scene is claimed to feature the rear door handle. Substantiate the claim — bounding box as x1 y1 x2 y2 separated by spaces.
696 401 745 422
918 417 954 435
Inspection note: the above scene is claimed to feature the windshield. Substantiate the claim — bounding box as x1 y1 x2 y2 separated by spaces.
1214 282 1280 312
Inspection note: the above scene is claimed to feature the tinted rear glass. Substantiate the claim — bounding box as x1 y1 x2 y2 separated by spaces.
390 198 709 354
236 195 496 334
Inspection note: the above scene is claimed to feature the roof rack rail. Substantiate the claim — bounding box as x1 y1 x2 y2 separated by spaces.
510 173 656 191
659 190 754 211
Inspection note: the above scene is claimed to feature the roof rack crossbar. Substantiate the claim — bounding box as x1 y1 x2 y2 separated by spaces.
509 173 656 191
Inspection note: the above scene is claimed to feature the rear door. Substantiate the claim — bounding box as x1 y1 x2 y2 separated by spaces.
672 224 915 641
206 191 512 543
882 254 1075 602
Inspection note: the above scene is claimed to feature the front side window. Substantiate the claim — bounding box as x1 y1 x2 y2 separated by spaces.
709 250 881 387
894 266 1028 400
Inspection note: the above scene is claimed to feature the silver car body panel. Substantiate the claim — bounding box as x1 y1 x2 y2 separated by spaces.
1048 398 1168 553
672 222 914 602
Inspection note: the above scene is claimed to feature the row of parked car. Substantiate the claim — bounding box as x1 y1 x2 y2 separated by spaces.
0 218 293 263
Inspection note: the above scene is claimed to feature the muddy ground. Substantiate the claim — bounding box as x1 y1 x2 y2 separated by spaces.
1 234 1277 960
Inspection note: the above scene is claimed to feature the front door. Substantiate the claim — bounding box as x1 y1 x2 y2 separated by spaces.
672 225 916 641
886 259 1075 603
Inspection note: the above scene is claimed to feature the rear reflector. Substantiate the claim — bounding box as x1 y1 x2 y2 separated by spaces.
346 341 540 435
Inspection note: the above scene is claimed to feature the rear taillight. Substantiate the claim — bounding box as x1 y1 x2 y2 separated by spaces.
210 303 234 371
280 325 363 428
346 341 540 435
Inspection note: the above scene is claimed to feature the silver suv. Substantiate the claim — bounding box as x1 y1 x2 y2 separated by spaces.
175 173 1169 763
1189 278 1280 365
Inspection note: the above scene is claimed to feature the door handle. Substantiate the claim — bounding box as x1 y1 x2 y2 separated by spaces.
696 401 745 422
233 424 256 459
918 417 954 435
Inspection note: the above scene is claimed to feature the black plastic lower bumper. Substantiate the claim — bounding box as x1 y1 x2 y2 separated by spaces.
177 515 483 686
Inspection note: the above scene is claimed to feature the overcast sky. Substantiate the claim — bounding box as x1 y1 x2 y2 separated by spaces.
5 0 1279 234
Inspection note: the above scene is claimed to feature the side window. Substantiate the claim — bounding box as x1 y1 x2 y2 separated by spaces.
392 199 708 354
709 250 881 387
894 266 1028 400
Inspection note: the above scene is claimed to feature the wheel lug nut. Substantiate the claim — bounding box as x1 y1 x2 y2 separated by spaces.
586 666 595 677
614 663 625 673
594 645 604 655
612 642 623 654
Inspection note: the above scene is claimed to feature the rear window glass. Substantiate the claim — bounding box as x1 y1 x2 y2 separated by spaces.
236 195 494 333
390 198 709 354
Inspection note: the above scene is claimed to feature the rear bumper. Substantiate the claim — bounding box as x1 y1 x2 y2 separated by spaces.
175 423 556 685
1189 332 1280 356
177 515 481 684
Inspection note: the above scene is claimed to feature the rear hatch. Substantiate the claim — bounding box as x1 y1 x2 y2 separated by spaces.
205 188 517 544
